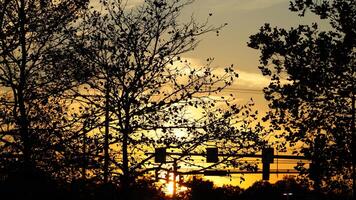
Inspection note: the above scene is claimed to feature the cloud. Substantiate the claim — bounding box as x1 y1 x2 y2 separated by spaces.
124 0 144 8
234 0 285 11
90 0 144 9
234 70 270 89
178 57 270 90
193 0 285 12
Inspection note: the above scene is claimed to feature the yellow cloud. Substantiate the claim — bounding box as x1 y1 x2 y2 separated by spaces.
234 70 270 90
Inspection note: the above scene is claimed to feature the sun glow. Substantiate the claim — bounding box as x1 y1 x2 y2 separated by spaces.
163 173 188 196
166 181 174 196
165 181 188 196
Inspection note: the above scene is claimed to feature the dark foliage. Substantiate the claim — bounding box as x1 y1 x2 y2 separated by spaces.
0 0 91 180
182 177 243 200
69 0 264 190
248 0 355 193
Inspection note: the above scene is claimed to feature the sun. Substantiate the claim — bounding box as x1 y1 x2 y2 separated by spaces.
164 179 188 196
166 181 174 196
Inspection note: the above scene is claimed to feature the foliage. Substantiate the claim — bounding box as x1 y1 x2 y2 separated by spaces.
0 0 90 178
241 177 315 200
0 168 164 200
70 0 265 188
177 177 242 200
248 0 355 192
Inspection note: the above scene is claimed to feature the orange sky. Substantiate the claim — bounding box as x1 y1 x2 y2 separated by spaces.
89 0 328 189
171 0 326 188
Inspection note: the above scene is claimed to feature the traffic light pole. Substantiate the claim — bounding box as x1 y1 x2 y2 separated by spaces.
173 160 177 199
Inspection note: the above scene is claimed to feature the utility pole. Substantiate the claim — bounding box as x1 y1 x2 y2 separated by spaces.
82 129 87 180
172 159 178 199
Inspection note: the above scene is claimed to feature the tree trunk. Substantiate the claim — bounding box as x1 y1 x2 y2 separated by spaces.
121 95 131 197
82 131 87 180
351 65 355 200
18 0 31 176
122 128 129 197
103 80 110 183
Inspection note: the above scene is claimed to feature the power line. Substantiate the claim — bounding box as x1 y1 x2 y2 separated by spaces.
228 88 263 92
211 87 264 94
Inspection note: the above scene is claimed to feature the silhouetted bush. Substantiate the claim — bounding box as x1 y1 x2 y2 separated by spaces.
0 167 67 200
0 171 352 200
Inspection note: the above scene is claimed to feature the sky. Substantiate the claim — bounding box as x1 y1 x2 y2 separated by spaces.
90 0 329 189
180 0 329 112
89 0 329 111
176 0 328 188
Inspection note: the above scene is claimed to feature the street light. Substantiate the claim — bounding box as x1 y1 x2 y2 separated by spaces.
282 192 293 200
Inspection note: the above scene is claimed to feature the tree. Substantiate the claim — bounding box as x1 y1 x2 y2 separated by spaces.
0 0 90 180
184 177 215 200
248 0 355 194
240 176 320 200
72 0 264 195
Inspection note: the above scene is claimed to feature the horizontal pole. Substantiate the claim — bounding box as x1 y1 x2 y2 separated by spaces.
146 152 309 160
179 169 300 175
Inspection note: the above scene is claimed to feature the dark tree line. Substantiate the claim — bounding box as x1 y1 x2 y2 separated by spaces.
177 176 348 200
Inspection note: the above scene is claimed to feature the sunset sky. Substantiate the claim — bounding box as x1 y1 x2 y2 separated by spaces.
0 1 351 199
179 0 328 188
91 0 329 188
181 0 330 188
181 0 330 112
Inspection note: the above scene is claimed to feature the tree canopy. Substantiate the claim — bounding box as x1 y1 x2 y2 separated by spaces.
0 0 91 177
70 1 264 192
249 0 355 193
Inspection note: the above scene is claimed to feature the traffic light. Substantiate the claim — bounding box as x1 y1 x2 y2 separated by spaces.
262 147 274 181
206 148 218 163
155 148 166 163
262 148 274 163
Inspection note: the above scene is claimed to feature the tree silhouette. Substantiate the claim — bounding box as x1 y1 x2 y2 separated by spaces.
71 0 264 196
185 177 215 200
248 0 355 193
182 177 243 200
0 0 90 191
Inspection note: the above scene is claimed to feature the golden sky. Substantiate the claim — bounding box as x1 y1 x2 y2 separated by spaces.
179 0 328 188
89 0 328 188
